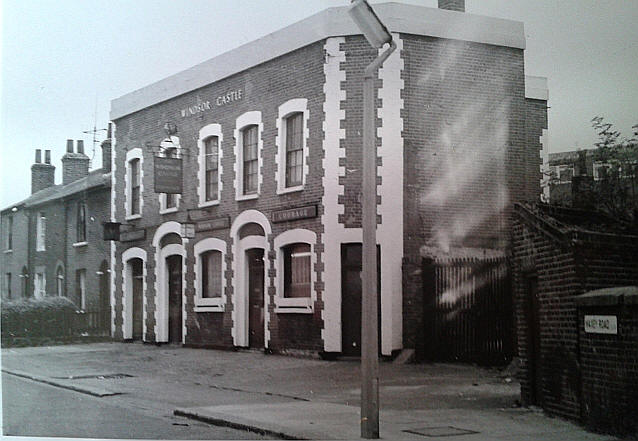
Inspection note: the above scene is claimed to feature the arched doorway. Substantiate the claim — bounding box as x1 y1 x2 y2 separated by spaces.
152 222 186 344
230 211 271 349
122 247 146 341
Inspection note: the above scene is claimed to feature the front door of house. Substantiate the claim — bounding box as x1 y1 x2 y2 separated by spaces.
167 255 182 344
247 248 265 349
341 243 381 356
131 259 144 340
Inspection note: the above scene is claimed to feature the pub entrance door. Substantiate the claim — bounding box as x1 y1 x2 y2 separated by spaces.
167 255 182 344
247 248 265 349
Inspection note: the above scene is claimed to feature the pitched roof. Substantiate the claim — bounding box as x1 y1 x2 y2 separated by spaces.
2 169 111 213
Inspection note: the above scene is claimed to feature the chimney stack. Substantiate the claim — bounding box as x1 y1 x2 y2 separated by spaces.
101 124 112 173
31 149 55 194
438 0 465 12
61 139 89 185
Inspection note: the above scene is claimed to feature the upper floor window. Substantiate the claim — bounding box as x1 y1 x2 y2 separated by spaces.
36 212 46 251
76 268 86 310
205 137 219 202
285 113 304 187
126 148 143 219
242 125 258 195
130 158 141 215
5 216 12 250
76 203 86 243
159 136 181 213
234 112 262 200
276 99 308 194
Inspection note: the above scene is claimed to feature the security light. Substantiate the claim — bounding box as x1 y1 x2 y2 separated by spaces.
348 0 392 49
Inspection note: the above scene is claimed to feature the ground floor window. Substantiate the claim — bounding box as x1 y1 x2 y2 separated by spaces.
201 250 222 298
283 243 311 298
76 269 86 310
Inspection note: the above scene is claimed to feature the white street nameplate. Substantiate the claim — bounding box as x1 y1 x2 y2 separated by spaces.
584 315 617 334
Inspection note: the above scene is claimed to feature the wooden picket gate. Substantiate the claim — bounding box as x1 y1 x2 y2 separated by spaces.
422 256 513 365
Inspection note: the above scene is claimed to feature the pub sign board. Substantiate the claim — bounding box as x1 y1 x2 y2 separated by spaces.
154 156 183 194
196 217 231 233
272 205 317 223
584 315 618 335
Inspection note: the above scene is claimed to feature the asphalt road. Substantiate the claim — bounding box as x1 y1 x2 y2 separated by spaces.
1 373 277 439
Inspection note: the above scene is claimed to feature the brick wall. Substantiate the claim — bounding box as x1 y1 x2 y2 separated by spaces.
401 34 527 349
525 98 547 202
113 41 327 350
0 209 29 299
577 297 638 437
513 209 638 428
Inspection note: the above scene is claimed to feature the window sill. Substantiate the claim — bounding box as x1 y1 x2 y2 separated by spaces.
36 248 46 252
72 241 88 248
198 199 220 209
159 207 179 215
3 249 13 254
126 214 142 221
275 305 313 314
194 304 224 312
236 193 259 202
277 185 304 195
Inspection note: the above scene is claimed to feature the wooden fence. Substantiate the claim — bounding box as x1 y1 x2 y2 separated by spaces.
422 256 513 365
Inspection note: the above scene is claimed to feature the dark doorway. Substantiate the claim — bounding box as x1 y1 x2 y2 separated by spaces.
99 261 110 334
167 255 182 344
130 258 144 340
525 275 542 405
340 243 380 356
247 248 265 349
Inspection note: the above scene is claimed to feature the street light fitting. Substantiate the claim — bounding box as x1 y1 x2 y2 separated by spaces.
348 0 393 49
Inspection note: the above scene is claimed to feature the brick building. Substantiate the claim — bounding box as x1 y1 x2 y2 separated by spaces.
109 1 548 355
512 202 638 435
1 137 112 327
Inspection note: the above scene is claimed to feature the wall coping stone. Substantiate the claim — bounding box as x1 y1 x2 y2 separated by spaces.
575 286 638 306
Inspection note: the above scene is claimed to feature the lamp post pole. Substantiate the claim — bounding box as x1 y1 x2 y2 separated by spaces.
360 39 396 439
347 1 395 437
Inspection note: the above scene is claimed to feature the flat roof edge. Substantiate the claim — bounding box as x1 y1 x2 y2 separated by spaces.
110 3 525 120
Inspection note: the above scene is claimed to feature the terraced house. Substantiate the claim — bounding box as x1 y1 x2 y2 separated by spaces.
108 1 548 357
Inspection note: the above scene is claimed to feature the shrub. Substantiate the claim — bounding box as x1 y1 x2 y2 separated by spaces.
1 297 80 338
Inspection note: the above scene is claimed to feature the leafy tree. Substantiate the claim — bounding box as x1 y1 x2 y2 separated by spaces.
588 116 638 223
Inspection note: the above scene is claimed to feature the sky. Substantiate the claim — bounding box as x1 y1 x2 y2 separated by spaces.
1 0 637 208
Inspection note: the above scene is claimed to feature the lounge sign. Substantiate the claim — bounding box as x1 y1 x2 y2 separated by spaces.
272 205 317 223
154 157 182 194
196 217 230 232
584 315 617 335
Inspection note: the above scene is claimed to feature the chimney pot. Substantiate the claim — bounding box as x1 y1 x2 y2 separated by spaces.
45 150 51 164
35 149 42 163
66 139 74 153
77 140 85 155
438 0 465 12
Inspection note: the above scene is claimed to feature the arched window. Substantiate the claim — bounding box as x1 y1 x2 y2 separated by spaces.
194 237 226 311
126 148 143 219
276 99 308 194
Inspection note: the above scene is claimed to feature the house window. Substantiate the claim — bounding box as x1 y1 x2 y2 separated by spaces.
285 113 304 187
205 137 219 202
36 212 46 251
56 266 64 297
34 270 45 299
4 273 11 299
283 243 311 298
77 203 86 243
201 250 222 298
6 216 13 250
130 158 141 215
274 228 315 312
242 125 258 195
194 237 226 310
76 269 86 310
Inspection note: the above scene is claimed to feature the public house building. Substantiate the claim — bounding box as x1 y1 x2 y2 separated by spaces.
109 1 548 356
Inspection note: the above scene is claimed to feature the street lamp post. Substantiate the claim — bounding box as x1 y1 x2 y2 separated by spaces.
347 0 396 438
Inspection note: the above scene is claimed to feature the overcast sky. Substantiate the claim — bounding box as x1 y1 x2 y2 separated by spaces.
1 0 637 208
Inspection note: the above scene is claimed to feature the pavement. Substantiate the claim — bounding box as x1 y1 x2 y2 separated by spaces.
0 342 620 440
